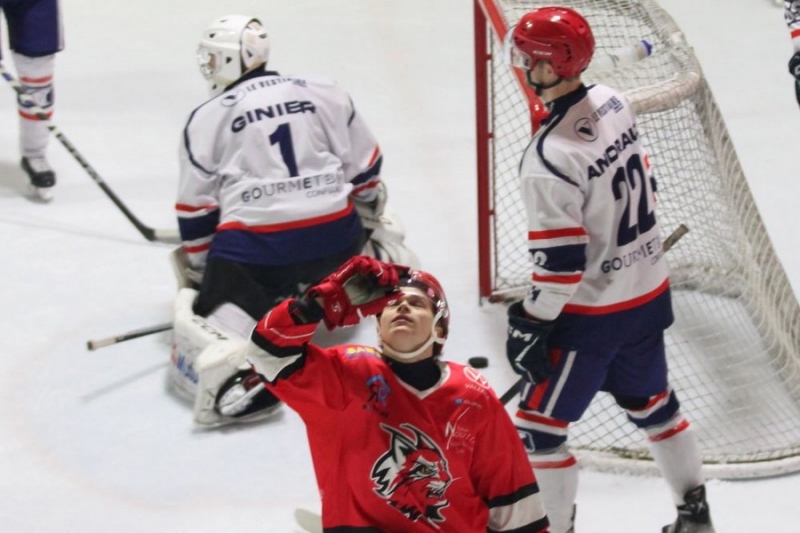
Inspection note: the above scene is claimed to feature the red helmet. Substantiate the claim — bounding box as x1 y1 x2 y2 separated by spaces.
400 269 449 339
511 7 595 78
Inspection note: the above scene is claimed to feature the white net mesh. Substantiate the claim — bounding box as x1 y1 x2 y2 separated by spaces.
477 0 800 478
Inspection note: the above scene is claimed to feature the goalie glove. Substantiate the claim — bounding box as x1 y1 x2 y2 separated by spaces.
506 302 556 384
307 255 406 330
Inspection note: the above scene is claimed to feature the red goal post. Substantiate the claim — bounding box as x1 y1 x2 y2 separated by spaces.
474 0 800 479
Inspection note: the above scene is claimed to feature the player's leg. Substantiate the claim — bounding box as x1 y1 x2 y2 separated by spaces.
6 0 63 196
514 348 610 533
608 332 713 532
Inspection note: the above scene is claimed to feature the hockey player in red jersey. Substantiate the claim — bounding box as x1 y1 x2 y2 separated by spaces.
504 7 713 533
244 255 549 532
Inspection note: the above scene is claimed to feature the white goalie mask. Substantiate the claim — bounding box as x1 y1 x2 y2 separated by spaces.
197 15 271 97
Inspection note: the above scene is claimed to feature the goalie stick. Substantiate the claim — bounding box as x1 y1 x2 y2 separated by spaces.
0 61 179 244
499 224 689 405
86 323 173 351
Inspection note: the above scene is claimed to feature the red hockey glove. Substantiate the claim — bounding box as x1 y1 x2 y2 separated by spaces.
307 256 406 329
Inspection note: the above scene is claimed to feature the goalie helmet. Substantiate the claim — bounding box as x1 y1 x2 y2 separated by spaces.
510 7 595 79
197 15 271 96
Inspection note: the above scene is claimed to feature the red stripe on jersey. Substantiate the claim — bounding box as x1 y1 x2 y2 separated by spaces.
176 203 218 212
629 390 669 412
218 203 354 233
352 179 380 194
529 455 577 469
792 29 800 38
516 410 569 428
528 227 587 240
18 110 52 120
532 272 583 284
367 146 381 167
563 279 669 315
524 380 550 410
184 242 211 253
21 75 53 84
650 418 690 442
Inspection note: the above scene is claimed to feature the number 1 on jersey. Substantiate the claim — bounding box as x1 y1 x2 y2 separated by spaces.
269 123 299 177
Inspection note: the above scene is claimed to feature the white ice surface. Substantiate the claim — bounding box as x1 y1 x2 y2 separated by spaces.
1 0 798 531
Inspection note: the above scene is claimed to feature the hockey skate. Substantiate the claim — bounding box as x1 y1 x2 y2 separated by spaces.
662 485 715 533
21 156 56 201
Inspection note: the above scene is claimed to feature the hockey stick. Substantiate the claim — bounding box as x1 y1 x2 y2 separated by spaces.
86 322 173 351
499 224 689 405
0 61 180 244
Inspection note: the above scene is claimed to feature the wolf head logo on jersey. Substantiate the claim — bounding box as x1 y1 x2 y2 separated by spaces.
370 423 452 526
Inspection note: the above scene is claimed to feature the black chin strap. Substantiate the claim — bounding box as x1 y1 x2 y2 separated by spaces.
526 70 564 96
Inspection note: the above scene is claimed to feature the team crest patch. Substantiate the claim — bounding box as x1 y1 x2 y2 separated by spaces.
371 423 452 526
574 117 598 141
364 375 391 417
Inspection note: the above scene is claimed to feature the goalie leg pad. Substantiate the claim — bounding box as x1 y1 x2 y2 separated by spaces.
205 302 258 340
192 338 255 427
169 246 196 290
169 288 233 402
361 204 406 242
171 288 281 426
359 206 420 268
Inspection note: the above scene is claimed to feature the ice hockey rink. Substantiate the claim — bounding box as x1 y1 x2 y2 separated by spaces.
1 0 798 531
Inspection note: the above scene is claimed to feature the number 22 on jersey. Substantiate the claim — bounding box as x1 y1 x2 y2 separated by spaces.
611 153 656 247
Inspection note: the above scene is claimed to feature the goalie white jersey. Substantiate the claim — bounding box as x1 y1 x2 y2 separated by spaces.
519 83 672 349
177 68 383 269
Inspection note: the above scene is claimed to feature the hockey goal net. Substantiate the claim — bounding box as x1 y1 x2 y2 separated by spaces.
474 0 800 478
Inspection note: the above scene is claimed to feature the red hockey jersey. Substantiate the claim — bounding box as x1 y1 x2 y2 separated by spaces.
247 300 549 532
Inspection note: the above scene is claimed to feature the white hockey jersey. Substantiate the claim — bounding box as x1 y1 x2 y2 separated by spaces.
788 0 800 50
519 84 672 349
177 68 383 269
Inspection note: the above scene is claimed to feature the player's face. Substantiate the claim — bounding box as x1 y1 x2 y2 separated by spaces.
379 288 437 360
525 60 560 97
